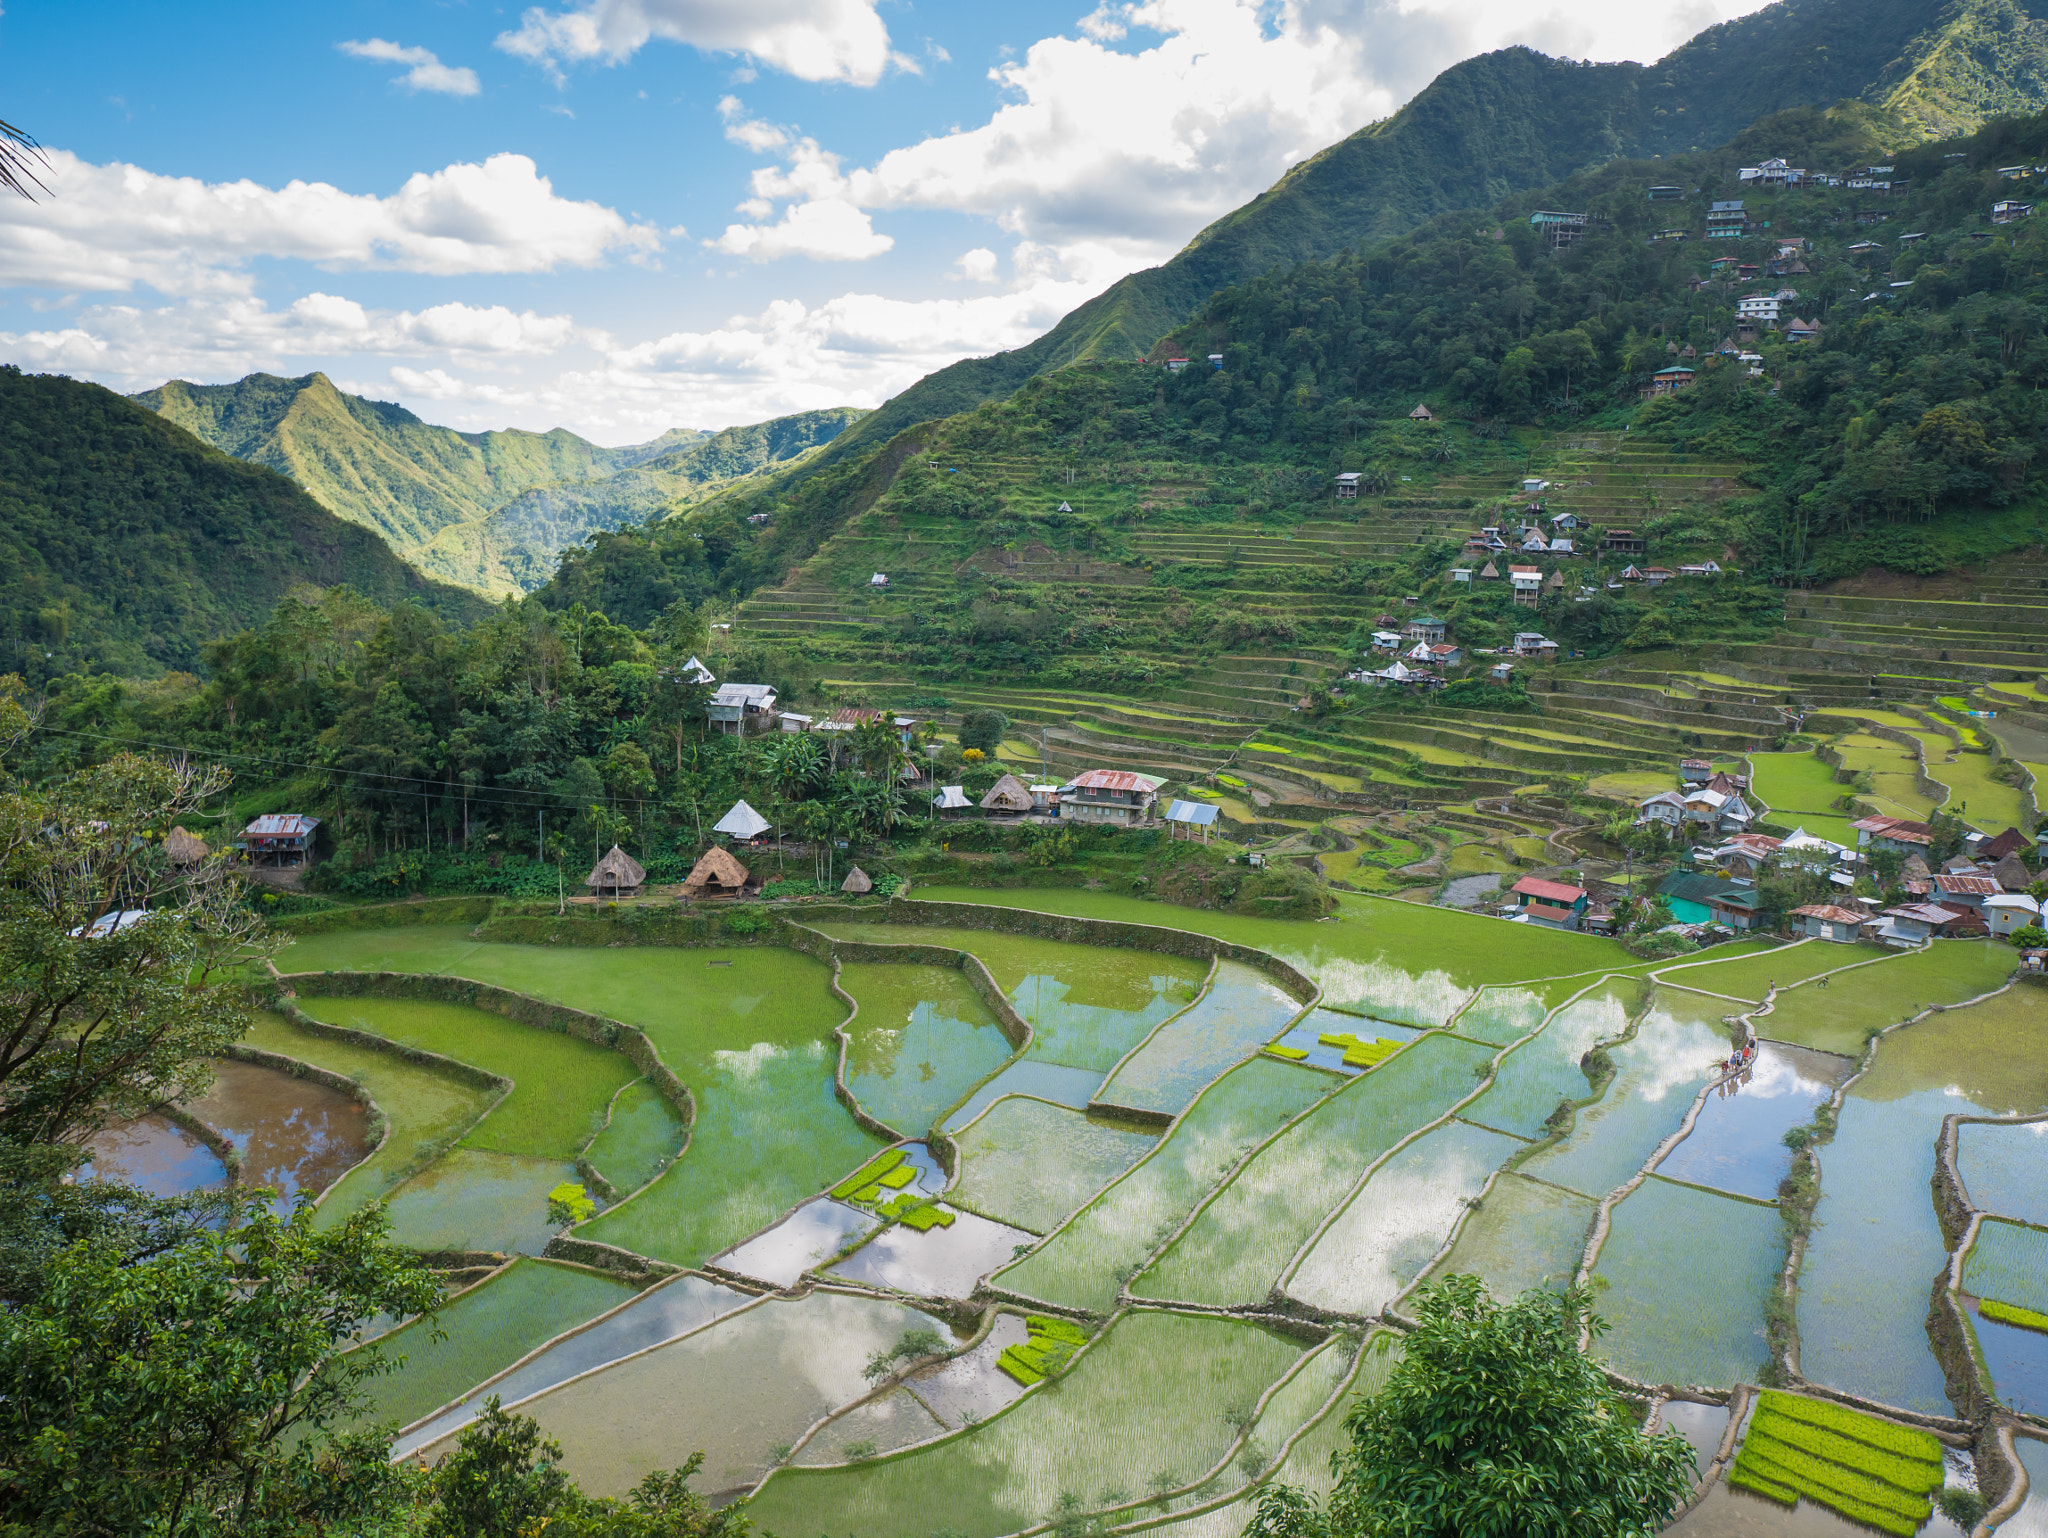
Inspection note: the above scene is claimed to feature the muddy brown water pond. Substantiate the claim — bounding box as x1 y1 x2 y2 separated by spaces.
184 1059 370 1209
80 1115 226 1196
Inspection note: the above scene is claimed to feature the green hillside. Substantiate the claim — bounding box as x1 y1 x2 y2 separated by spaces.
811 0 2048 470
0 369 491 680
133 372 865 595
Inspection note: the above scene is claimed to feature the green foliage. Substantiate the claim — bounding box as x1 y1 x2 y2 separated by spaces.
1245 1276 1695 1538
862 1326 947 1383
958 709 1010 754
0 1199 442 1537
0 369 488 679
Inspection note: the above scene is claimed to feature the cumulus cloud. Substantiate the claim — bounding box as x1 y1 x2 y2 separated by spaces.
337 38 482 97
496 0 894 87
952 247 999 283
0 151 662 295
710 100 890 260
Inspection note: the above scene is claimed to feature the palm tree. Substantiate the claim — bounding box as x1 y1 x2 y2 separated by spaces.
0 120 47 201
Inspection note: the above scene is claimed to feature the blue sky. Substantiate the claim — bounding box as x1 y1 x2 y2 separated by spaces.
0 0 1769 442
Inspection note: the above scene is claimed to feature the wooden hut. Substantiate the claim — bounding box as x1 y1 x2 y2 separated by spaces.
164 827 210 865
841 866 873 895
979 772 1035 815
682 846 754 899
586 845 646 898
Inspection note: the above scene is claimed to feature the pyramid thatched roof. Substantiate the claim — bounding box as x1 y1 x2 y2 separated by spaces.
164 827 209 865
586 845 646 891
841 865 873 894
683 846 751 893
979 772 1035 813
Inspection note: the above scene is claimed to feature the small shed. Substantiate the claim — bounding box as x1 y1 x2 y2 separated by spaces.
1165 799 1221 843
933 785 972 813
714 799 772 841
683 846 754 899
586 845 646 899
165 827 210 865
242 813 320 868
870 572 890 588
841 866 874 895
1409 403 1433 420
980 773 1035 814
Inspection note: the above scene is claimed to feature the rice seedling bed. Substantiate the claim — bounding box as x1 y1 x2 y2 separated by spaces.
808 921 1204 1073
1758 941 2019 1057
1958 1121 2048 1226
1728 1391 1944 1536
995 1057 1332 1314
393 1274 754 1458
1590 1177 1782 1390
905 888 1636 1024
1135 1032 1498 1307
1286 1119 1525 1316
1798 987 2048 1414
1420 1172 1595 1301
1465 984 1636 1139
242 1009 501 1215
836 963 1015 1136
739 1310 1305 1537
1964 1218 2048 1317
993 1314 1090 1386
347 1258 635 1435
293 996 636 1161
1263 1008 1422 1075
467 1290 955 1498
1096 961 1303 1116
947 1098 1158 1235
581 1079 686 1196
1518 996 1731 1199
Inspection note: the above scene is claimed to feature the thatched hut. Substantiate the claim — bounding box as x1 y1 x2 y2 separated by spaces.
586 845 646 898
841 866 873 895
164 827 210 865
979 772 1035 815
682 846 754 899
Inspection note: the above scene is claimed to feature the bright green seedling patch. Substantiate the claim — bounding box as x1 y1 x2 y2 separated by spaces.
1729 1392 1943 1536
887 1199 956 1231
1263 1043 1310 1061
1979 1298 2048 1333
997 1314 1092 1386
830 1148 906 1201
1317 1030 1402 1068
547 1181 596 1225
878 1164 917 1189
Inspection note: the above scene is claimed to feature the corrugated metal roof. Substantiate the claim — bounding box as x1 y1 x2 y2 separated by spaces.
1165 800 1220 825
1064 770 1164 793
244 814 319 838
1511 876 1586 903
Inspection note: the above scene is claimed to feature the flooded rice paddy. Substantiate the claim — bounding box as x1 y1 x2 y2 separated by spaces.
183 1058 370 1208
80 1114 226 1195
227 897 2038 1525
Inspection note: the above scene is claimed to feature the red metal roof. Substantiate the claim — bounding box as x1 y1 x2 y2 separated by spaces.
1512 876 1587 904
1934 874 2000 896
1065 770 1163 793
1791 904 1866 923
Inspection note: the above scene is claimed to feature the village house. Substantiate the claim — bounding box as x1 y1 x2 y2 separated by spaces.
1851 814 1935 852
706 682 779 736
1478 559 1501 580
1785 318 1821 342
1334 472 1363 499
1549 537 1577 557
1876 902 1977 943
1450 568 1474 584
1736 293 1784 323
979 773 1037 816
1643 366 1695 397
1059 770 1163 826
1707 888 1761 930
1711 832 1783 879
1508 876 1590 930
586 845 646 900
1791 903 1867 943
1706 200 1749 237
1509 565 1543 607
1428 643 1463 666
1677 560 1724 577
1604 529 1647 556
1931 873 2001 913
1642 567 1677 585
1404 616 1449 643
682 847 759 900
1993 200 2034 225
931 785 972 816
1488 661 1515 684
1679 758 1715 786
869 572 890 589
1370 631 1403 655
241 813 319 868
1548 512 1581 532
1511 632 1558 660
1409 403 1434 420
1518 529 1549 554
1636 791 1688 829
1739 158 1803 186
1985 893 2041 937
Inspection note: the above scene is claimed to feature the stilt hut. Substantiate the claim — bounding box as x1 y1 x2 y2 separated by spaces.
586 845 646 898
682 846 754 899
164 827 210 865
979 773 1035 815
841 866 874 895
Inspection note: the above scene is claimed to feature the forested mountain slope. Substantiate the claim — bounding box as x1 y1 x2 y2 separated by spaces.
0 370 492 679
134 372 865 595
814 0 2048 467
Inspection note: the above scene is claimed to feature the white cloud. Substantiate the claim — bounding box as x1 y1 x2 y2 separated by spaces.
710 105 890 261
1390 0 1771 71
952 247 999 283
337 38 483 97
497 0 894 87
0 150 663 295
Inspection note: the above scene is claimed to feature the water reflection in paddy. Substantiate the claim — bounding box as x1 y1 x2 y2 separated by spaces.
1657 1044 1852 1203
79 1115 226 1196
828 1207 1035 1298
1957 1118 2048 1225
183 1058 369 1210
947 1098 1157 1234
1998 1437 2048 1537
1421 1172 1594 1301
1797 988 2048 1416
795 1388 943 1465
1096 961 1302 1117
940 1059 1103 1132
902 1312 1029 1428
394 1273 754 1456
714 1198 876 1288
1266 1008 1421 1076
1962 1295 2048 1418
1656 1398 1731 1482
383 1149 579 1256
1465 984 1635 1140
836 963 1014 1137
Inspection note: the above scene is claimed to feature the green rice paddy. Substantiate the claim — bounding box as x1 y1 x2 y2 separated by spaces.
1745 751 1859 847
742 1310 1305 1537
1757 940 2018 1056
1798 986 2048 1414
1464 983 1636 1139
995 1057 1333 1313
1095 962 1302 1116
1659 941 1881 1006
242 1009 497 1215
947 1098 1158 1235
293 996 637 1160
1420 1173 1594 1301
1135 1032 1498 1307
1964 1218 2048 1316
347 1259 634 1433
835 962 1015 1135
1957 1120 2048 1226
581 1079 686 1196
1590 1176 1780 1390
